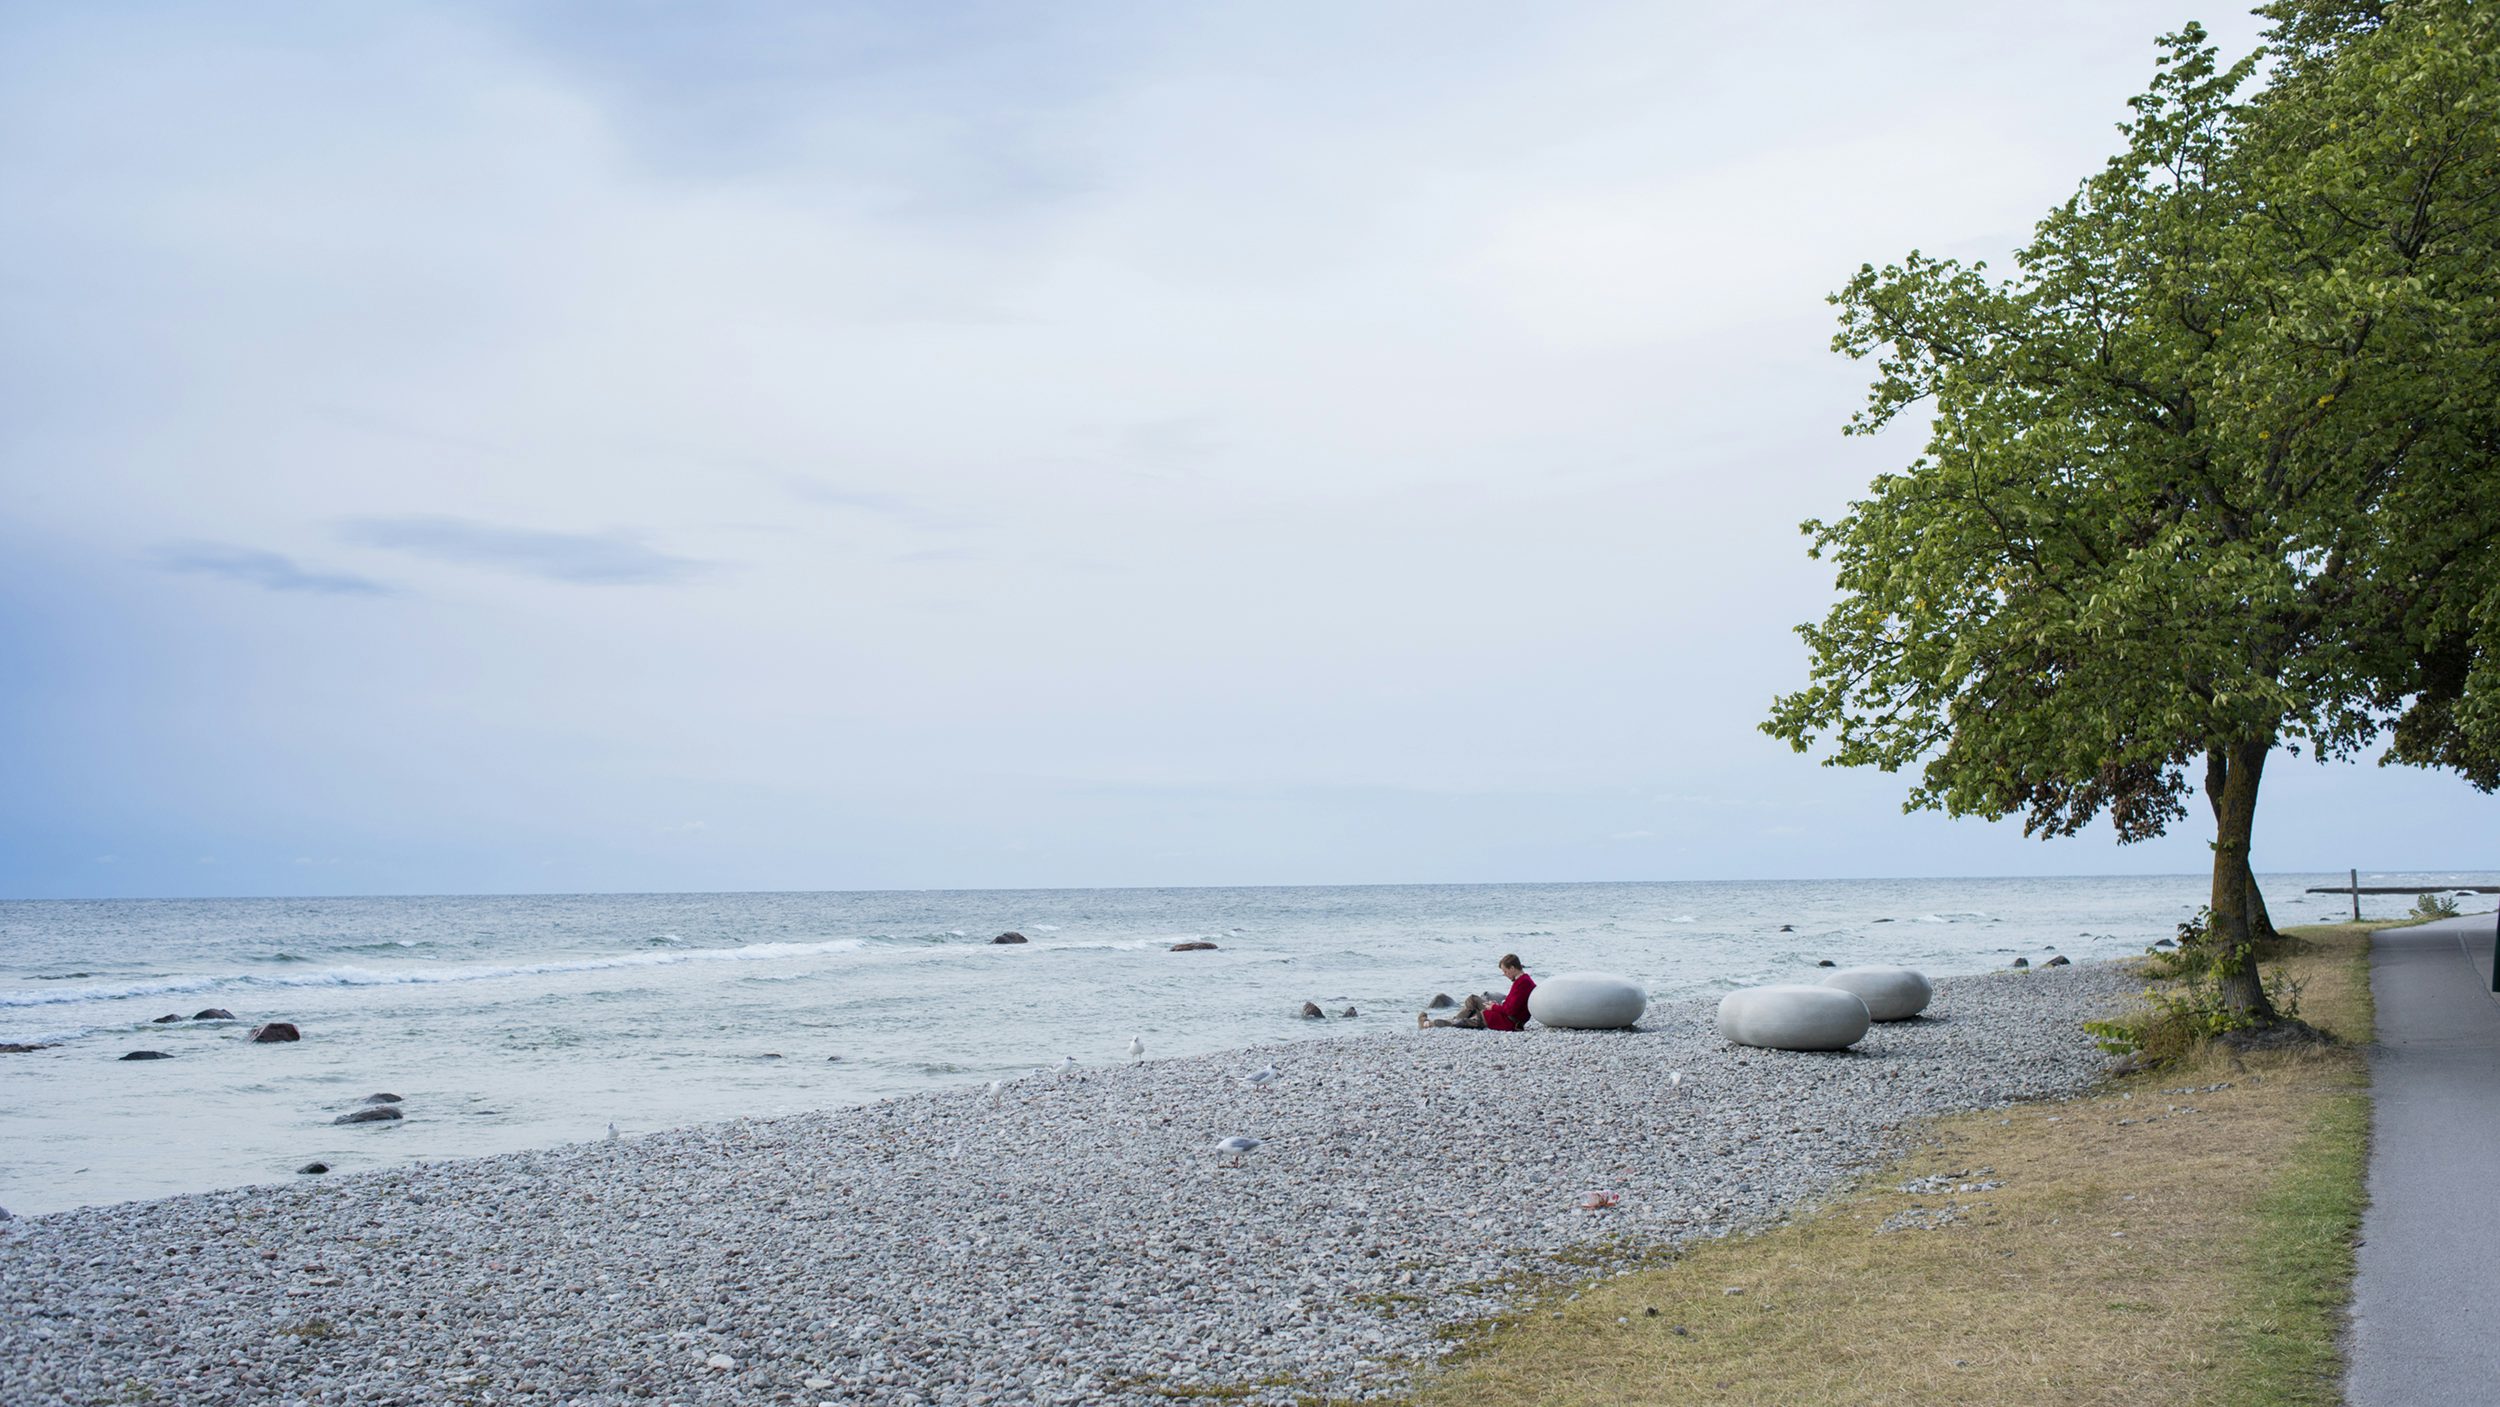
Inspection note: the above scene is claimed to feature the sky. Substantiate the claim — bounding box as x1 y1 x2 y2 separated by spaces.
1 1 2489 900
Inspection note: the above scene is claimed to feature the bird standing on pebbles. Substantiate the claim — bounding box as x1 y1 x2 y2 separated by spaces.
1056 1055 1081 1077
1668 1071 1685 1096
1128 1035 1145 1062
1244 1063 1280 1091
1214 1135 1263 1166
606 1121 619 1141
985 1080 1006 1106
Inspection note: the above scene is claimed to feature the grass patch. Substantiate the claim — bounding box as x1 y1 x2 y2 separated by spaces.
1409 926 2376 1407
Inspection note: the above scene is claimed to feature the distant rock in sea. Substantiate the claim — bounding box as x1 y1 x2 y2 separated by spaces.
1426 994 1456 1009
2011 957 2030 969
333 1106 402 1126
192 1008 236 1021
361 1093 403 1105
248 1022 302 1043
2043 955 2071 967
1170 941 1219 952
1 1043 53 1054
991 932 1028 945
151 1014 184 1024
297 1162 330 1175
1340 1007 1358 1018
120 1050 174 1061
1299 1002 1326 1019
1815 959 1837 968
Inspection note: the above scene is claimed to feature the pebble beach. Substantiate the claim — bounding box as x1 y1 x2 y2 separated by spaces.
1 963 2134 1406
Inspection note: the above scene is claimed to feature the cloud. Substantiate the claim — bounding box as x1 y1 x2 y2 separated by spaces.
338 516 706 585
155 542 392 595
782 480 970 531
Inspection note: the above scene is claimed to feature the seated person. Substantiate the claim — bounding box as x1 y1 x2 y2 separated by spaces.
1419 954 1535 1030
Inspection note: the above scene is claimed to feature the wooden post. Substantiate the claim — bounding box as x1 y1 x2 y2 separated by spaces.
2351 868 2360 923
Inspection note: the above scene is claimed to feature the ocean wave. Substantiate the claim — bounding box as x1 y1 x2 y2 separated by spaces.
0 938 872 1010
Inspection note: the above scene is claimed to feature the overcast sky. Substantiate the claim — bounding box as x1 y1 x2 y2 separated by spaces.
2 1 2487 900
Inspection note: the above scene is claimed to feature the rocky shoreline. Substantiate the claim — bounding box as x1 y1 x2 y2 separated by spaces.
1 963 2135 1406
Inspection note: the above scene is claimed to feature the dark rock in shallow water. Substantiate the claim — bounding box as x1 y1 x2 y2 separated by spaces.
1780 924 1796 933
1815 959 1837 968
1340 1006 1358 1018
2152 938 2177 949
151 1013 184 1024
193 1008 235 1021
1 1043 53 1054
2011 957 2031 969
1299 1001 1326 1019
120 1050 174 1061
991 932 1028 945
298 1162 330 1175
248 1022 301 1043
1426 993 1456 1009
333 1105 403 1125
2043 955 2072 967
1169 941 1219 952
361 1093 403 1105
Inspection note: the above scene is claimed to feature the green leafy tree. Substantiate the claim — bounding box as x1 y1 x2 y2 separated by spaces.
1765 0 2500 1024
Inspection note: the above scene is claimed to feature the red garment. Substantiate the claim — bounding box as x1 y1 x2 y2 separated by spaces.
1482 971 1536 1031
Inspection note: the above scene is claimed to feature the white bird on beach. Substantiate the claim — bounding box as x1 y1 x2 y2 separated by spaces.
985 1079 1006 1107
1128 1035 1146 1062
1214 1135 1263 1166
1667 1070 1685 1096
1056 1054 1081 1077
606 1121 619 1142
1244 1063 1280 1091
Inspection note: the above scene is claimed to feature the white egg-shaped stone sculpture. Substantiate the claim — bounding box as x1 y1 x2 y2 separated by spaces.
1526 972 1649 1030
1817 966 1934 1022
1716 985 1871 1051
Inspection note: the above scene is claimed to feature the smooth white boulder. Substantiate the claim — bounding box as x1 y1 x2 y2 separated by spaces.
1716 985 1871 1051
1817 966 1934 1022
1527 972 1649 1030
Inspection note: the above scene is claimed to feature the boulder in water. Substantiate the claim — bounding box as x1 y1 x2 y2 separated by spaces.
297 1162 330 1175
1339 1006 1358 1018
2043 955 2072 967
151 1013 184 1024
1426 993 1456 1009
333 1105 403 1125
361 1093 403 1104
1299 1001 1326 1019
120 1050 175 1061
2011 957 2030 970
1169 941 1219 952
991 932 1028 945
192 1008 236 1021
248 1022 302 1043
1814 959 1837 968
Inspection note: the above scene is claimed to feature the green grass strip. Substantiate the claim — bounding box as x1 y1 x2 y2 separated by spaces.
2220 1088 2368 1406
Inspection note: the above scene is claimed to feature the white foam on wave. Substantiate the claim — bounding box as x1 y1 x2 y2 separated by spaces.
1668 915 1697 924
0 938 872 1010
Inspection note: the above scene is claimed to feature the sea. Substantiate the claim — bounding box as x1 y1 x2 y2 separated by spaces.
4 873 2492 1217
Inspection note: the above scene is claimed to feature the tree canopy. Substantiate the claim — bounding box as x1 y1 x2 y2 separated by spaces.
1764 0 2500 1020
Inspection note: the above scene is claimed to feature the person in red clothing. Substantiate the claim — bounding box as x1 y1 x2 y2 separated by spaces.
1418 953 1535 1030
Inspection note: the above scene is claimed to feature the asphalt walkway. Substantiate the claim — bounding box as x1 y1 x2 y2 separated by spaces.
2346 912 2500 1406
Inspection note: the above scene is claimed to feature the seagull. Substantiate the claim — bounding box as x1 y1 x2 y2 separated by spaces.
606 1121 619 1142
1056 1055 1081 1077
1244 1063 1280 1091
1667 1071 1685 1096
1214 1135 1263 1166
985 1080 1006 1106
1128 1035 1146 1063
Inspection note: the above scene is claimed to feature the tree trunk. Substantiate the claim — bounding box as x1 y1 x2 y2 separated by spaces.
2204 740 2279 1022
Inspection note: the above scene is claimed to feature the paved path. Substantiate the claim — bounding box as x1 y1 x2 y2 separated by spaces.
2346 912 2500 1407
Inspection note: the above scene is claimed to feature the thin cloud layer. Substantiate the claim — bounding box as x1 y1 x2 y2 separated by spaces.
338 516 707 585
154 543 390 596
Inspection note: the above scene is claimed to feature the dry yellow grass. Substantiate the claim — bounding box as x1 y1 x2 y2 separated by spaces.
1409 926 2374 1407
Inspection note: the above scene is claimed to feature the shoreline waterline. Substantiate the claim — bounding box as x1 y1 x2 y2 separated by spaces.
3 963 2137 1406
